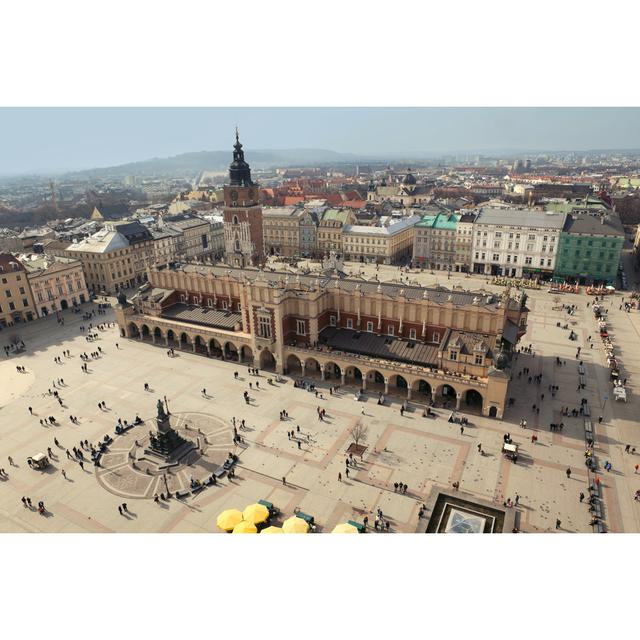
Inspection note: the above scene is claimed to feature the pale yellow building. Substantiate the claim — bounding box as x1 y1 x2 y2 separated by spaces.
262 206 305 257
0 253 37 327
343 215 420 264
23 255 90 317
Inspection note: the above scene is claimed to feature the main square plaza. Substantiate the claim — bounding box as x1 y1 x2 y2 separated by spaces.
1 261 639 534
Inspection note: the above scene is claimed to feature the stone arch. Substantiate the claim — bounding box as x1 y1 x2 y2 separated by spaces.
411 378 433 401
488 405 498 418
388 374 408 390
323 361 342 380
153 327 163 341
209 338 223 357
179 332 191 348
128 322 140 338
259 349 276 371
364 369 386 392
465 388 484 411
304 357 322 378
194 335 207 354
286 353 302 375
240 345 254 364
224 341 239 361
166 329 176 346
140 324 151 340
344 365 363 384
435 383 458 407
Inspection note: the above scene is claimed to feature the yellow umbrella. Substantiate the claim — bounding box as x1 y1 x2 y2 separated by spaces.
282 516 309 534
243 503 270 525
217 509 243 532
261 526 284 534
233 520 258 534
332 523 359 533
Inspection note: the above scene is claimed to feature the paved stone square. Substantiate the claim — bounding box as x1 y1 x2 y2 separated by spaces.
1 266 639 533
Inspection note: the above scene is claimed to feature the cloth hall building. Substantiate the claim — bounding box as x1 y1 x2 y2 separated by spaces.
115 263 528 419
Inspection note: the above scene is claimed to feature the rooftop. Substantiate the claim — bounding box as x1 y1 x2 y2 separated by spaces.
562 213 625 237
475 207 566 230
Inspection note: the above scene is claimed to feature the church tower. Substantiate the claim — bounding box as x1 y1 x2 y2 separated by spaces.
223 129 264 267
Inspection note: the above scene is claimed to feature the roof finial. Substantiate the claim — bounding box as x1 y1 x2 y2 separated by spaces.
235 125 239 144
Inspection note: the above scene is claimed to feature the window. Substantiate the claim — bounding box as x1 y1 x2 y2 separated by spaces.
540 259 544 266
329 315 336 327
9 301 15 311
346 318 353 329
221 300 228 309
19 287 25 294
506 255 511 263
67 282 74 293
207 298 213 308
409 328 417 340
492 254 500 261
366 321 374 332
449 350 457 361
525 257 532 265
475 354 483 365
387 325 395 336
296 319 306 335
258 316 271 339
528 234 535 241
180 294 186 303
432 331 440 343
5 289 11 298
23 298 29 307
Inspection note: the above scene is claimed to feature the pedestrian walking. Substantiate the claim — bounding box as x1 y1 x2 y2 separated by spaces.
28 406 33 415
61 469 67 479
460 426 464 435
579 492 584 502
566 468 571 479
338 472 342 482
555 518 561 530
118 506 123 515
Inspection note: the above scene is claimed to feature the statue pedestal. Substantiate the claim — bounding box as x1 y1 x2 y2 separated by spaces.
147 415 191 460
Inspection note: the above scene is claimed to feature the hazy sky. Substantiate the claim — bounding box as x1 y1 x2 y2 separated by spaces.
1 107 639 175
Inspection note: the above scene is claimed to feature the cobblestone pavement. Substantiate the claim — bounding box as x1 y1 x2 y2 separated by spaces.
1 265 639 533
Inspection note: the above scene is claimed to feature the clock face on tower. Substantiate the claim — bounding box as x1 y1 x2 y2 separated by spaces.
230 189 239 202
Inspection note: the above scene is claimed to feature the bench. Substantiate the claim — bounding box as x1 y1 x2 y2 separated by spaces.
175 490 190 499
191 484 205 494
577 365 585 375
578 375 586 386
258 499 279 516
583 405 591 417
115 424 134 435
584 420 592 435
347 519 365 533
214 467 227 479
204 476 217 486
295 511 314 525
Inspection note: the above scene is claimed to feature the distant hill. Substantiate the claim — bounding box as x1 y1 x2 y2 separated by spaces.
69 148 362 178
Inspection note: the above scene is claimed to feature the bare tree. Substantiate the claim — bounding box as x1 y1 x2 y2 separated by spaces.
350 420 368 446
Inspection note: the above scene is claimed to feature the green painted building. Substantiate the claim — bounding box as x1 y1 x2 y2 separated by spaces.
555 213 624 284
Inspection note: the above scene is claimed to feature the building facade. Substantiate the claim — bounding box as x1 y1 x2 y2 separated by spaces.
454 213 475 272
472 208 566 278
223 131 264 267
554 213 625 284
115 264 529 419
262 206 304 257
343 215 420 265
24 256 90 317
0 253 37 327
412 213 460 270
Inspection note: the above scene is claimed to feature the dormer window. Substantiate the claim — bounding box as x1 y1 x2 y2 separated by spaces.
475 354 483 365
449 350 458 361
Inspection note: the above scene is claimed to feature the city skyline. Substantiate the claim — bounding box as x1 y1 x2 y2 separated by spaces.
2 107 640 176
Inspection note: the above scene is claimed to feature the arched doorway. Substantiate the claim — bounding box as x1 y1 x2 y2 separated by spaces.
141 324 151 341
412 379 432 401
488 406 498 418
240 345 254 364
437 383 457 407
209 338 222 358
60 299 68 310
324 362 341 380
304 357 322 378
224 342 239 361
465 389 484 412
153 327 163 343
128 323 140 338
259 349 276 371
388 374 408 395
344 366 363 386
366 370 386 393
166 329 176 347
179 332 191 350
194 335 206 354
286 354 302 375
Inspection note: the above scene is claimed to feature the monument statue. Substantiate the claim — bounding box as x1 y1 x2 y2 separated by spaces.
157 398 168 421
147 398 189 458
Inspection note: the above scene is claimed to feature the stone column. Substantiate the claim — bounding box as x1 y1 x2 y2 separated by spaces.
362 377 367 391
151 334 156 344
384 379 389 395
407 387 412 400
321 368 325 381
164 336 169 346
341 372 346 386
456 393 462 410
192 343 197 353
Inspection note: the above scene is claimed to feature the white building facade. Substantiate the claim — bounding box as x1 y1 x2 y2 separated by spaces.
471 208 566 278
